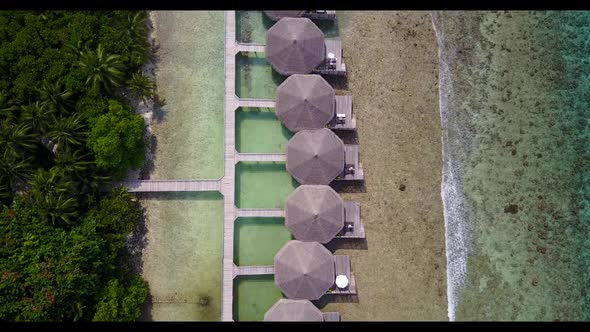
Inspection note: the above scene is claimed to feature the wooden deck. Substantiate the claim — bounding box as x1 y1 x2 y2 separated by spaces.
333 144 364 182
117 180 221 192
234 265 275 278
237 98 276 109
313 39 346 76
338 201 365 239
328 95 356 130
303 10 337 21
235 208 285 219
322 312 341 322
330 255 357 294
221 10 239 322
236 42 265 53
235 153 286 163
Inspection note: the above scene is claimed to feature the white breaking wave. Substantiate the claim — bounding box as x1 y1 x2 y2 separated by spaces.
430 12 475 322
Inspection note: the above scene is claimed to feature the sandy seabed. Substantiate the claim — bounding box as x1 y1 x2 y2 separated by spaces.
317 11 448 320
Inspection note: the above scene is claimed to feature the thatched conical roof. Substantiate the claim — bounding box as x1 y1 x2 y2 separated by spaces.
263 299 323 321
285 185 344 243
274 240 334 300
276 74 335 132
266 17 325 76
286 128 344 185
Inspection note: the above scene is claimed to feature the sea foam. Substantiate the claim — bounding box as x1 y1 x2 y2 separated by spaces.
431 12 475 321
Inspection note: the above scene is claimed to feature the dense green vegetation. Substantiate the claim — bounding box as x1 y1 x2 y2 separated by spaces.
0 11 153 321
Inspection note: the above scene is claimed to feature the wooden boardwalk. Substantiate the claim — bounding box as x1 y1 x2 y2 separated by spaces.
235 153 286 163
237 98 276 109
220 10 245 322
235 208 285 219
117 180 221 192
236 42 265 53
234 265 275 278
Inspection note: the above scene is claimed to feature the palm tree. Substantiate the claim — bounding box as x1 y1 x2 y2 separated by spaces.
126 12 148 40
0 120 37 157
47 114 87 151
0 179 10 201
77 44 126 94
0 92 19 121
29 167 75 199
20 101 55 135
0 149 32 192
20 102 58 154
38 80 74 116
126 12 149 65
37 193 79 227
26 168 78 227
53 147 93 181
79 167 111 195
126 72 156 103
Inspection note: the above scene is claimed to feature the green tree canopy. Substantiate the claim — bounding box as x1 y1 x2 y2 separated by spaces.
87 99 144 179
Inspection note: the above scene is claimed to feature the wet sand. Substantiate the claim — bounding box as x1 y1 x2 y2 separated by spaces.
319 11 448 320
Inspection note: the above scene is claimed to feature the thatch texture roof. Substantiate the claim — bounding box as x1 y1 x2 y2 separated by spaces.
263 299 323 321
266 17 325 76
276 74 335 132
285 185 344 243
274 240 334 300
286 128 344 185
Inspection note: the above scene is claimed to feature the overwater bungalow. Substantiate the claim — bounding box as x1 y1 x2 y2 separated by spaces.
264 10 337 21
286 128 364 185
274 240 357 300
274 240 334 300
263 299 341 322
276 74 356 132
266 17 346 77
285 185 364 243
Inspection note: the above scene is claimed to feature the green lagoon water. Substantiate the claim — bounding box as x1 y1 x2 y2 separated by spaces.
235 162 299 209
235 11 340 100
236 10 340 44
236 108 293 153
233 275 286 321
235 52 283 99
234 218 293 266
433 11 590 320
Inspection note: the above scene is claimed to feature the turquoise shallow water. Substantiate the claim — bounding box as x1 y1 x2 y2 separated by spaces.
234 217 293 266
139 11 225 321
433 11 590 320
235 108 293 153
233 275 285 321
236 10 340 44
235 162 299 209
140 192 223 321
